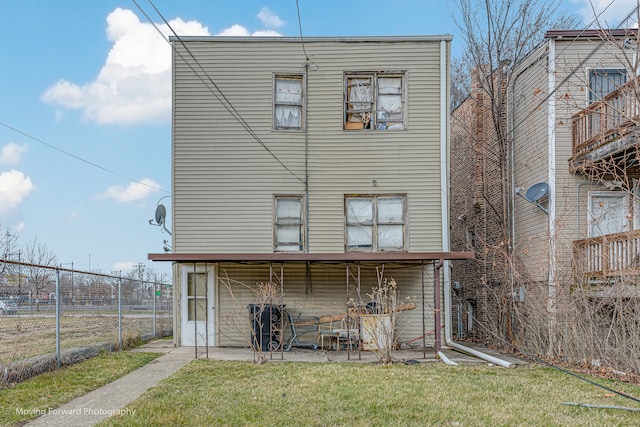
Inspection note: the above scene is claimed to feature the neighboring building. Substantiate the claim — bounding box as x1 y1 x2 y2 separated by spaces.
150 35 472 350
450 30 640 342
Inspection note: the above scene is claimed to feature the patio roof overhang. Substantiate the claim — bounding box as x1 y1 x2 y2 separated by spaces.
147 251 474 263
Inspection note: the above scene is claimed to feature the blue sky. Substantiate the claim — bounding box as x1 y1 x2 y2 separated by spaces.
0 0 635 277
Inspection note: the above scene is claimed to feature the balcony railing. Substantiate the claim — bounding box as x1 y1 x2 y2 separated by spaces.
571 75 640 169
573 229 640 278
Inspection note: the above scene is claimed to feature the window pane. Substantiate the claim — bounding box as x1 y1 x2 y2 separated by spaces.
187 273 207 297
589 69 626 103
347 225 373 248
275 106 301 128
188 298 207 321
347 198 373 223
378 198 404 223
590 194 629 237
378 225 404 250
277 225 301 244
277 198 301 221
275 79 301 103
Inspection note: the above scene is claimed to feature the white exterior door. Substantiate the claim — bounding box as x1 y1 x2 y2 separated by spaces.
181 265 215 346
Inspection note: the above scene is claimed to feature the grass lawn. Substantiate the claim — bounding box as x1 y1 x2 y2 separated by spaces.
0 351 161 426
99 360 640 426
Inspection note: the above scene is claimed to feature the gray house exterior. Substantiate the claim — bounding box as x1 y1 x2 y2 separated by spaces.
150 35 472 351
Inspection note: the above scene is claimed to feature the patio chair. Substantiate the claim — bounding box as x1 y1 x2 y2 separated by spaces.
285 311 319 351
318 315 360 351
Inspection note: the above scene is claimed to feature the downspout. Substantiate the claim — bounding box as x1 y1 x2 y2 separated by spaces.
547 39 558 355
438 40 455 365
440 39 513 368
304 62 310 253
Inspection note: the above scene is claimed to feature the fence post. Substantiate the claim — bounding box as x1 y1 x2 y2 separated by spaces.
56 268 61 368
118 275 122 349
153 281 157 338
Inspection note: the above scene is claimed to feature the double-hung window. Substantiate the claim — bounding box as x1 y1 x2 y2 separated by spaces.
274 75 303 130
345 195 406 251
344 72 405 130
274 196 304 251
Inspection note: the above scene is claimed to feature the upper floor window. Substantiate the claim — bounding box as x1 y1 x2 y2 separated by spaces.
274 75 303 130
274 196 304 251
588 68 627 104
344 73 405 131
345 195 406 251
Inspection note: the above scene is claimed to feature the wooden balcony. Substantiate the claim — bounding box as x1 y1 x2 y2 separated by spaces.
571 75 640 174
573 229 640 279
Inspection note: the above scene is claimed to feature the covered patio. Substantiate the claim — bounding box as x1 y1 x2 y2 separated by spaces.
149 251 475 362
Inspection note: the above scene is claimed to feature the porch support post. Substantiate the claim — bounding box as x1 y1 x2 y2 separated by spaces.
434 259 444 353
421 260 426 359
204 262 209 359
193 262 197 359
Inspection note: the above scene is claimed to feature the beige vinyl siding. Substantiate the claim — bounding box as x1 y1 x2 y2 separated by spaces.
213 262 435 347
510 37 632 283
511 45 552 282
173 38 446 254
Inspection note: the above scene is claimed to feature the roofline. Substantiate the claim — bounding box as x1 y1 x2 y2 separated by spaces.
169 35 453 43
148 251 474 263
545 29 637 39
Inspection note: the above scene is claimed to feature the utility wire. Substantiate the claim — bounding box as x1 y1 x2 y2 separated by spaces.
0 120 168 194
134 0 305 184
296 0 309 61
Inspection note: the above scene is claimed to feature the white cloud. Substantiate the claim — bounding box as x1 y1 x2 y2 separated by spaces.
0 143 28 165
42 8 210 125
216 24 282 37
0 170 34 215
257 7 284 28
42 7 284 126
100 178 160 203
576 0 638 27
112 261 136 272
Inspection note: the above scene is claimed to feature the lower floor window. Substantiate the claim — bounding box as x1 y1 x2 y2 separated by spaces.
274 196 304 251
345 195 406 251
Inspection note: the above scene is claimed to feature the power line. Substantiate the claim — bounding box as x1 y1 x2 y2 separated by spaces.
0 120 168 194
296 0 309 61
134 0 305 184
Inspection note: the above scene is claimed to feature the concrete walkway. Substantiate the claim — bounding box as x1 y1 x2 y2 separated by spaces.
25 341 193 427
24 340 525 426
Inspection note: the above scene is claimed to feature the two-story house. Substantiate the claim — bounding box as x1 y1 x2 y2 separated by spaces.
149 35 474 353
451 30 639 356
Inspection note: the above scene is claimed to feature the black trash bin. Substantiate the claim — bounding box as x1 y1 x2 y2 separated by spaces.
248 304 285 351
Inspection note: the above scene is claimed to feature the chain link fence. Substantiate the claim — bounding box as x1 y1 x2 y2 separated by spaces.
0 259 172 387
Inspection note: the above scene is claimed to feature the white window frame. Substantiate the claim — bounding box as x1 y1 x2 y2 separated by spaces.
588 191 630 238
344 194 406 252
274 195 305 252
273 75 304 130
344 72 406 131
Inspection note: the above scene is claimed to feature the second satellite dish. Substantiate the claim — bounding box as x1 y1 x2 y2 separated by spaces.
525 182 549 203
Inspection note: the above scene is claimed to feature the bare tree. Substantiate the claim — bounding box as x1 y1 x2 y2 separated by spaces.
450 0 578 345
22 237 57 310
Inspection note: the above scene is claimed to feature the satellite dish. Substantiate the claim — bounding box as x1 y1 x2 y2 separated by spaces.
525 182 549 203
155 204 167 225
